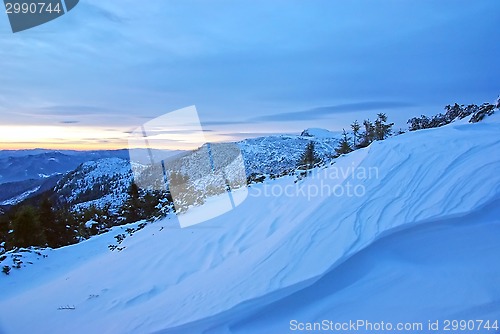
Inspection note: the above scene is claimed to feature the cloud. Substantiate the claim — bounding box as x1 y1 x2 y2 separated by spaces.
60 120 80 124
151 129 213 134
41 105 115 116
85 4 127 24
202 101 414 126
201 120 255 126
220 131 293 139
251 102 416 122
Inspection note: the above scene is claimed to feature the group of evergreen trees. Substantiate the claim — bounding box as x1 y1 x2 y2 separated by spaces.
0 182 174 253
335 113 394 157
296 113 394 171
298 95 499 168
407 101 497 131
121 183 170 223
1 198 77 250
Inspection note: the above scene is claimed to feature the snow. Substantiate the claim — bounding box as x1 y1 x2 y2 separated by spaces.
237 132 339 176
300 127 340 138
38 172 61 178
224 197 500 334
0 117 499 333
84 220 99 229
0 186 41 206
57 157 134 212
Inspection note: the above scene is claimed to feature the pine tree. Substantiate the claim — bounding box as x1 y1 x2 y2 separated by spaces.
123 183 142 223
12 206 45 248
142 192 160 219
39 197 60 247
407 117 420 131
470 103 495 123
0 214 9 251
358 119 375 147
374 113 394 140
298 141 319 170
420 115 430 129
335 129 353 156
351 120 361 148
55 207 77 245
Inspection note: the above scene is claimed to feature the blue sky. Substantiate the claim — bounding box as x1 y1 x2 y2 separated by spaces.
0 0 498 149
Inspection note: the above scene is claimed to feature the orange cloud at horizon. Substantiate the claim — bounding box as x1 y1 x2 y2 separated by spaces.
0 125 130 151
0 125 237 151
0 141 128 151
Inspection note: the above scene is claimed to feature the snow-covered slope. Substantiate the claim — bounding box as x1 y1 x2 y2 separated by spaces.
0 186 41 206
0 116 499 334
238 131 339 177
54 158 135 212
300 127 340 138
223 198 500 334
47 130 339 213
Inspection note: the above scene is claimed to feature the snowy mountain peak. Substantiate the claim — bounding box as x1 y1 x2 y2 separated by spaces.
300 128 340 138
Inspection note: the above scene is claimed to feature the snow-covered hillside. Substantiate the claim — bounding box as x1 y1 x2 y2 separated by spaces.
0 150 131 185
238 130 339 177
0 116 499 334
0 186 40 206
136 129 340 187
47 130 339 213
53 158 135 212
0 150 136 211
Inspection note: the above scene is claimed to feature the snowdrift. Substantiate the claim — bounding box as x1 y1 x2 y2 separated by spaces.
0 115 499 334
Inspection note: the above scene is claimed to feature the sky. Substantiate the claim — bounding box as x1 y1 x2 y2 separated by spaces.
0 0 499 150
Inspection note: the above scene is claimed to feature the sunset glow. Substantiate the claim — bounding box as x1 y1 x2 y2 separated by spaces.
0 125 129 150
0 125 237 150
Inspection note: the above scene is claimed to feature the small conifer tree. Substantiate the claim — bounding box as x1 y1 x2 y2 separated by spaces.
298 141 319 170
351 120 361 148
335 129 353 156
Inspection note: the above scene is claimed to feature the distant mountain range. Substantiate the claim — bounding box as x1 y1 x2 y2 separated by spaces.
0 150 131 185
0 129 341 211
